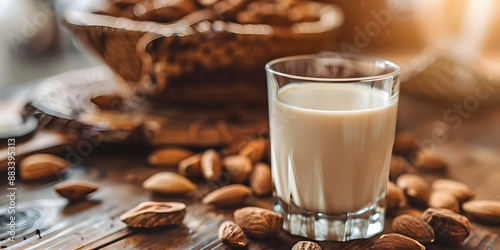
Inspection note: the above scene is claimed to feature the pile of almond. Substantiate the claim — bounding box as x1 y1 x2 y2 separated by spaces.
376 132 500 249
143 138 272 207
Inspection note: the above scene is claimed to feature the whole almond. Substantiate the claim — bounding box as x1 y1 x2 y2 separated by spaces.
203 184 252 208
239 138 266 163
249 163 272 196
223 155 252 183
20 154 69 181
428 190 460 213
387 181 406 215
393 132 419 153
54 180 99 201
422 208 471 246
78 110 141 130
218 221 247 247
396 174 430 207
178 153 202 179
143 172 196 194
370 233 425 250
201 149 222 182
390 155 414 181
234 206 283 237
392 214 435 243
432 179 474 202
292 241 322 250
147 147 194 166
120 201 186 228
412 150 448 172
462 200 500 224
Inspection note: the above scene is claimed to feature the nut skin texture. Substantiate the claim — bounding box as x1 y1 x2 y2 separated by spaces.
20 154 69 181
142 172 196 194
432 179 475 203
201 149 222 182
222 155 252 183
249 162 272 196
396 174 430 208
292 241 322 250
238 138 266 162
120 201 186 228
462 200 500 225
412 150 448 172
147 147 194 166
54 180 99 201
392 214 435 243
387 181 407 215
178 153 202 179
370 233 425 250
422 208 471 247
218 221 247 247
234 206 283 238
202 184 252 208
428 190 460 213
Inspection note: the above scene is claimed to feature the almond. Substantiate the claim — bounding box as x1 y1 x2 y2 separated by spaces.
393 132 419 153
223 155 252 183
249 163 272 196
392 214 435 243
422 208 471 246
428 190 460 213
54 180 99 201
412 150 448 172
218 221 247 247
234 206 283 238
202 184 252 208
143 172 196 194
431 179 474 202
201 149 222 182
239 138 266 163
370 233 425 250
178 153 202 179
78 110 141 130
20 154 69 181
396 174 430 207
292 241 322 250
387 181 406 215
148 148 194 166
147 147 194 166
389 155 414 181
120 201 186 228
462 200 500 225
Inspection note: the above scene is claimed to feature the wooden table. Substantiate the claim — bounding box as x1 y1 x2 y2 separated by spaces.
1 91 500 250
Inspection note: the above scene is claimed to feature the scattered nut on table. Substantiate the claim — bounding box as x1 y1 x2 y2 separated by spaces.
20 154 69 181
54 180 99 201
234 206 283 238
120 201 186 228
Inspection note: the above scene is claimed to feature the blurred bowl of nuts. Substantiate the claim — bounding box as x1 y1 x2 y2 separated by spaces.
63 0 344 106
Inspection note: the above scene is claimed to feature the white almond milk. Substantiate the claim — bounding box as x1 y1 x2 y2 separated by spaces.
270 83 398 215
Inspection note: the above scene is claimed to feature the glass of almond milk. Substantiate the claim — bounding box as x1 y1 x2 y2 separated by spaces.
266 54 400 241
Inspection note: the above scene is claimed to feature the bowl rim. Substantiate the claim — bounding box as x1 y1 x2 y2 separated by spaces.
63 0 344 37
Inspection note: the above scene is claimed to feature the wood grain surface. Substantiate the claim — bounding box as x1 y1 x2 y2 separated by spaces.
1 91 500 250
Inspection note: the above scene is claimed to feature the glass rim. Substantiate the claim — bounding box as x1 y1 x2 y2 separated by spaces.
265 53 401 82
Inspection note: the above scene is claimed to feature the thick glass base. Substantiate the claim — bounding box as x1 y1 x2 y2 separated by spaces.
274 197 385 241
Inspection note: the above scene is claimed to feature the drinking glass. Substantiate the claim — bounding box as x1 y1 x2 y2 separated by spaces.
266 54 400 241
